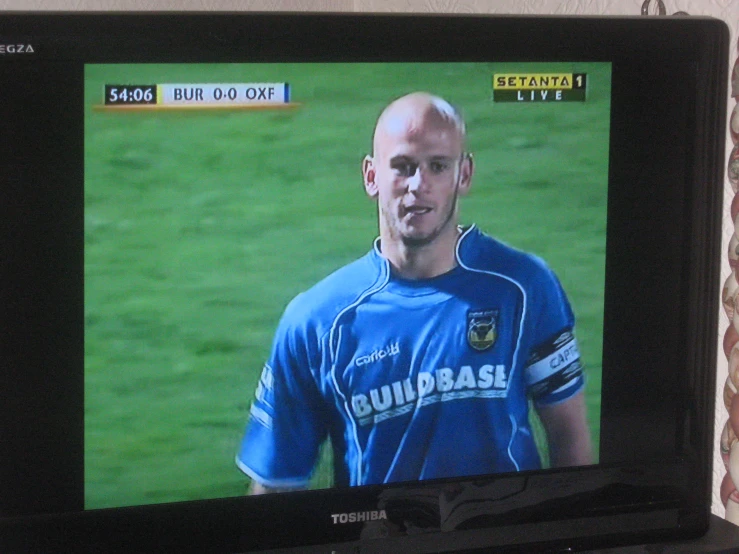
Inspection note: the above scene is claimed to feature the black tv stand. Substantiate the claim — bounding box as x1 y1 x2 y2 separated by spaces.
583 514 739 553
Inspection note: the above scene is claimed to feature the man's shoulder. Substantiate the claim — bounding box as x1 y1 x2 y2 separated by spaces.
459 226 553 282
281 251 386 331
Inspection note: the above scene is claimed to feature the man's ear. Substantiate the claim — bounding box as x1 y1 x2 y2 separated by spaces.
362 155 378 198
458 153 474 196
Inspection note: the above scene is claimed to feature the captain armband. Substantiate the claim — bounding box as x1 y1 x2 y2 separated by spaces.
525 330 584 402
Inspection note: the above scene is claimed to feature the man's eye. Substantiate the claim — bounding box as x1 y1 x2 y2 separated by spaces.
430 161 448 173
393 162 417 177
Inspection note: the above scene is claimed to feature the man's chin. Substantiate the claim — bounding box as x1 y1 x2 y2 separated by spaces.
400 230 436 248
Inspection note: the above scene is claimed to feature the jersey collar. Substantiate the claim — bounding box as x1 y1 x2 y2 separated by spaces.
369 224 479 276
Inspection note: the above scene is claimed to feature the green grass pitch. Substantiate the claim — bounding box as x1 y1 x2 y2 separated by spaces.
84 62 610 509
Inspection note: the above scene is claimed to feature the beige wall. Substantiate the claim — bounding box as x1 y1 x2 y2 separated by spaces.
4 0 737 519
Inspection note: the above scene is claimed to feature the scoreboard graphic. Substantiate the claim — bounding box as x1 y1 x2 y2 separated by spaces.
493 73 587 102
97 83 295 110
96 74 589 110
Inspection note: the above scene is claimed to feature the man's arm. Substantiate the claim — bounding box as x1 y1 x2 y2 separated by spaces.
237 296 328 494
536 390 593 468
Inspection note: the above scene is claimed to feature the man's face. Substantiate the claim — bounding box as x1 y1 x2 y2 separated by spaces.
363 111 473 248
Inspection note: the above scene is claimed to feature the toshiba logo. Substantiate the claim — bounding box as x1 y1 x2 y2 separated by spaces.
0 44 35 54
331 510 387 524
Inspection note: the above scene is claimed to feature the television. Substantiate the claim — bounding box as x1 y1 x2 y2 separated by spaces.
0 12 729 553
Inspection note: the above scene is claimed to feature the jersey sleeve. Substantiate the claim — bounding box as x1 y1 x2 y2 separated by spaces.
236 296 328 488
523 263 585 407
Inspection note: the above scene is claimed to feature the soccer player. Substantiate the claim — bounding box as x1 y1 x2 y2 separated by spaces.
237 92 593 495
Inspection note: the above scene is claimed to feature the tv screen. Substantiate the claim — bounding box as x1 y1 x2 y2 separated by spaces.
0 13 728 554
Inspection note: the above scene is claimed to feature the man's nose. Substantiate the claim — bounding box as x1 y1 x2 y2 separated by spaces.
407 166 424 192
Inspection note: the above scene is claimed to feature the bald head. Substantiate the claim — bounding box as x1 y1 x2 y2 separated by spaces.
372 93 466 157
361 92 474 274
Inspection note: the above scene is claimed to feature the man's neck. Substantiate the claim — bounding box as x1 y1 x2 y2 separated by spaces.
380 227 462 280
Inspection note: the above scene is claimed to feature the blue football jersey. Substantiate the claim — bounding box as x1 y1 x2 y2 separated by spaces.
236 226 584 489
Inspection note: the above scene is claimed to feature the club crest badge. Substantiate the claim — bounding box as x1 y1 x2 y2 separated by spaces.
467 309 498 351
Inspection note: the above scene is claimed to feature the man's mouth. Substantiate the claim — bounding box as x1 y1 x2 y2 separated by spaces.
402 205 432 216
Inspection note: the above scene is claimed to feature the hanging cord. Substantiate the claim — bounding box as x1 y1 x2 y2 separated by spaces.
640 0 688 16
720 44 739 526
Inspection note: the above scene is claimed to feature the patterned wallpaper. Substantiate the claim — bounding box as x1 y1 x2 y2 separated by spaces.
0 0 734 15
2 0 737 520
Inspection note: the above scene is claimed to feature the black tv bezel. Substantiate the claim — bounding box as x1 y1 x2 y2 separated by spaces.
0 13 728 553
